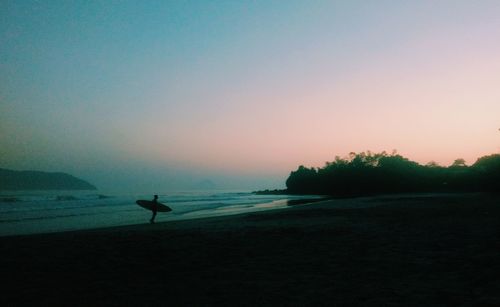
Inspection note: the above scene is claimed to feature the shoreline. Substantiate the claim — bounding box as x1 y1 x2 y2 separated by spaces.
0 196 327 239
0 193 326 237
1 193 499 306
1 192 466 238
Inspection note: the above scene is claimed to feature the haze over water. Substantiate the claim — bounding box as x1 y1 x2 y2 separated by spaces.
1 1 500 192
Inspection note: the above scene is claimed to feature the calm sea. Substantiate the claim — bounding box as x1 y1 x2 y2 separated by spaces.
0 191 318 236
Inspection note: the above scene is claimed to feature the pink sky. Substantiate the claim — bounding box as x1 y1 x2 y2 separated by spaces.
2 1 500 190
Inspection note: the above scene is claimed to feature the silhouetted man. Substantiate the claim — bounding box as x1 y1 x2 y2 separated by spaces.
150 195 158 224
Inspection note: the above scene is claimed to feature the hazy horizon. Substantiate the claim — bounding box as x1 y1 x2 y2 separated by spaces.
2 1 500 192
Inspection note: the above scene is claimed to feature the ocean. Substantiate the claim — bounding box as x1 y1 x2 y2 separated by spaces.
0 191 319 236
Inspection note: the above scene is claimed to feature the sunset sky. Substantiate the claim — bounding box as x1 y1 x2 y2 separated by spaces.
1 1 500 192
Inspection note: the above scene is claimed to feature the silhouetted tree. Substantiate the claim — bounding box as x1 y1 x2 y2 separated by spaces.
451 158 467 168
285 151 500 196
472 154 500 191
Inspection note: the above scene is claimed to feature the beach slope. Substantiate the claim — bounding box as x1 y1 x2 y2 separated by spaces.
1 194 500 306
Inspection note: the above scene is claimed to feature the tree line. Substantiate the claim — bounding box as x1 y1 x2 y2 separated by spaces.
285 151 500 196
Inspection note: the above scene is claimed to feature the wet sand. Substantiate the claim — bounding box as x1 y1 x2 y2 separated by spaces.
1 193 500 306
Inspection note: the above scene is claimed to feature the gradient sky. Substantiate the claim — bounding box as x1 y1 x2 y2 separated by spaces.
1 1 500 192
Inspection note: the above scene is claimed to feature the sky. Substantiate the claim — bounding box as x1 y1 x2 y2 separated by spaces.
1 1 500 193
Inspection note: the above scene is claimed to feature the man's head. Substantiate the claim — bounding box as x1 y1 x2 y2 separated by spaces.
154 195 158 200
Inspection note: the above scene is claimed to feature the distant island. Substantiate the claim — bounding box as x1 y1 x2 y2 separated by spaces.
0 168 96 191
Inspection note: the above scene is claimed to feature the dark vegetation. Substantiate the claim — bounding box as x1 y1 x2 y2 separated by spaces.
286 151 500 196
254 189 287 195
0 168 96 191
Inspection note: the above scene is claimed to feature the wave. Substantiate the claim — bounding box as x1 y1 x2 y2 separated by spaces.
0 197 21 203
0 192 320 236
0 193 113 203
0 206 141 223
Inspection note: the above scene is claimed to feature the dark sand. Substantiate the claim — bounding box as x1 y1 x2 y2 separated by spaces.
1 194 500 306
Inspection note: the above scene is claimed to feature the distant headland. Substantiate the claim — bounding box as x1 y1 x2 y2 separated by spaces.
257 151 500 197
0 168 96 191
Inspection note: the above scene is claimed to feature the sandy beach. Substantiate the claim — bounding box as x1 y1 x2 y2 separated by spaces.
1 193 500 306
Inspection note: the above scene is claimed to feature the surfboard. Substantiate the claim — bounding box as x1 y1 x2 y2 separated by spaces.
136 200 172 212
